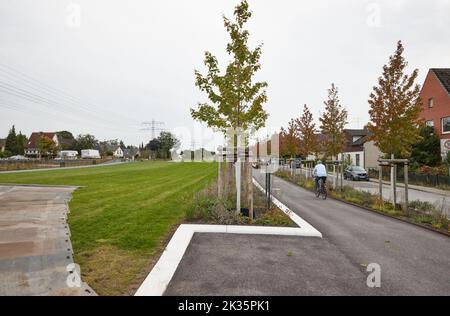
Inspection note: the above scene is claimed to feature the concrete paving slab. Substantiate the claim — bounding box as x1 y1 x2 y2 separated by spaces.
0 185 94 296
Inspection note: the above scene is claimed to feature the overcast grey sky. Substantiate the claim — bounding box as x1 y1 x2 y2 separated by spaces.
1 0 449 150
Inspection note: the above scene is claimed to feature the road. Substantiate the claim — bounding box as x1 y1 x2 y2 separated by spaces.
251 171 450 295
294 167 450 206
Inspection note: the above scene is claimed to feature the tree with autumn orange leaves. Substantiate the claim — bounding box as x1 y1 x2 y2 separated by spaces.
296 104 317 159
319 83 348 159
280 119 299 158
367 41 422 158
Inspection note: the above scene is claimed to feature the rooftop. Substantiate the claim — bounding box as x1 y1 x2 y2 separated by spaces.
431 68 450 95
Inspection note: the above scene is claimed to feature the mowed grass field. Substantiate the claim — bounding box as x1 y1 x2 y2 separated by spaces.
0 161 217 295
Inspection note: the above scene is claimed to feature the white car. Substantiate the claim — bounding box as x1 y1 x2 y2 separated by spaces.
8 155 28 160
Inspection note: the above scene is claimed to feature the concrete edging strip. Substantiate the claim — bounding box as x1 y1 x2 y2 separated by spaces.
135 183 321 296
252 178 322 234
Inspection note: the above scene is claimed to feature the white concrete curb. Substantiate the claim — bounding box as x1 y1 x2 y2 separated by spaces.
252 178 322 235
135 182 321 296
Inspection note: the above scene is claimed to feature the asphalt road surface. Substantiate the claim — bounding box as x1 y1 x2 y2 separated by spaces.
165 233 377 296
253 171 450 295
166 172 450 295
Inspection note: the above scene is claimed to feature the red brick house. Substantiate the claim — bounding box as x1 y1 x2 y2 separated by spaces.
419 68 450 157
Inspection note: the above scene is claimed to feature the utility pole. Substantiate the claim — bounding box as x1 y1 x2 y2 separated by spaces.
190 140 196 151
141 120 165 140
191 140 197 162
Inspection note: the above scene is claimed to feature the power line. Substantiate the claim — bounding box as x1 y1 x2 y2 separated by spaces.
141 120 165 139
0 62 141 128
0 94 140 134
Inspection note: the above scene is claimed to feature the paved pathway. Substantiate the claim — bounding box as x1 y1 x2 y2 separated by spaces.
165 172 450 295
253 172 450 295
165 233 377 296
0 185 94 295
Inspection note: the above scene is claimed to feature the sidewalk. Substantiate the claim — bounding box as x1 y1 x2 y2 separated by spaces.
368 178 450 197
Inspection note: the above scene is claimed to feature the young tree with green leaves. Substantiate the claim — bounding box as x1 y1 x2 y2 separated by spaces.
319 84 348 159
74 134 98 153
367 41 422 158
190 0 268 133
146 138 161 160
190 0 268 217
56 131 76 150
296 104 317 159
158 131 178 160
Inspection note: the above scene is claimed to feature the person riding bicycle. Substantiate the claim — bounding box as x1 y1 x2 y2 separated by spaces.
312 160 327 192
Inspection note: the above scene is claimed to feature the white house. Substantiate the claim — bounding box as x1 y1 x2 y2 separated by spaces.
113 147 123 158
338 129 383 170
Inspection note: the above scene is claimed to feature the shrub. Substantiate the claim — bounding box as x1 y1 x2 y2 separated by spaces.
254 209 295 227
431 199 450 230
408 200 435 215
416 165 448 176
185 179 294 226
407 199 449 230
0 150 12 158
332 186 376 208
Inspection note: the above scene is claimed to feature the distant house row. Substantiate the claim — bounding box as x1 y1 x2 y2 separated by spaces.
20 132 138 159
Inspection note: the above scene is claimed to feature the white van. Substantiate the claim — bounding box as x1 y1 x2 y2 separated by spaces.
81 149 101 159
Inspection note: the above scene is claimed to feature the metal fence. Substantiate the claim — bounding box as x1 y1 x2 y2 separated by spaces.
0 158 111 171
368 168 450 188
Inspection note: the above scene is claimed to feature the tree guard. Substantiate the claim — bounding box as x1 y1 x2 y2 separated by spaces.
326 160 344 192
378 158 409 212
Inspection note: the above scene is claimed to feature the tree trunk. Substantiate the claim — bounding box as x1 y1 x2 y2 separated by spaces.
226 161 234 198
390 153 396 208
246 159 254 219
235 160 241 214
242 160 248 204
218 159 223 198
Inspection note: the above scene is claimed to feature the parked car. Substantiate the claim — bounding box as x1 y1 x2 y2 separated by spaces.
8 155 28 161
344 165 369 181
291 158 302 168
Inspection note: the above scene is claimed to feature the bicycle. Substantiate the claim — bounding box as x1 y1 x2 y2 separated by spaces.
315 177 327 200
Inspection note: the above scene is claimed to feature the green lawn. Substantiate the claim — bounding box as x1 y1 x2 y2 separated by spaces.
0 161 217 295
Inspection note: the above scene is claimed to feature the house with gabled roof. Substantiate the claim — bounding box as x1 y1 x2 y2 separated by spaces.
419 68 450 158
312 128 383 169
25 132 59 158
123 147 140 160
